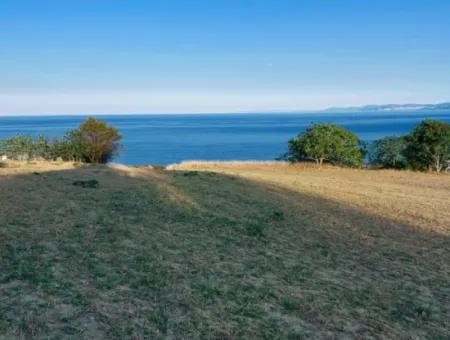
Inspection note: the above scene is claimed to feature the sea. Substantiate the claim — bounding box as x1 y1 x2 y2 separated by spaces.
1 111 449 165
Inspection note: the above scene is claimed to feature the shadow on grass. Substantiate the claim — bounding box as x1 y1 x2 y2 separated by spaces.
0 166 449 339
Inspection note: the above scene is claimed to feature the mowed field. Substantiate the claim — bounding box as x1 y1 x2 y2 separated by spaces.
0 161 449 339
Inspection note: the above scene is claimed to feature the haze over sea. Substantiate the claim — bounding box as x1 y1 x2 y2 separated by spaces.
1 111 449 165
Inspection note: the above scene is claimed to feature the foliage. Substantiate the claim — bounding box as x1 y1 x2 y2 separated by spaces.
368 136 407 169
403 120 450 172
32 135 52 160
0 135 35 160
79 118 122 163
0 118 122 164
287 123 365 167
53 129 88 162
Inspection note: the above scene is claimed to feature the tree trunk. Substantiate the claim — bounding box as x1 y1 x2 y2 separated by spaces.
434 156 442 173
436 160 442 173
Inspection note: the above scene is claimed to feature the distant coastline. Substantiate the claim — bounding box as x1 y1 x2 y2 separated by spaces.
2 102 450 117
323 102 450 113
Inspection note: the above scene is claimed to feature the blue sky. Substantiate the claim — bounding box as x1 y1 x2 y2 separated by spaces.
1 0 450 114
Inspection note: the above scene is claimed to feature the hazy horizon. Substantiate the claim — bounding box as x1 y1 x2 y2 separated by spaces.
2 0 450 115
1 99 450 117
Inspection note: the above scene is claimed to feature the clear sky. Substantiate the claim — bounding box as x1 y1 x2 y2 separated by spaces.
1 0 450 115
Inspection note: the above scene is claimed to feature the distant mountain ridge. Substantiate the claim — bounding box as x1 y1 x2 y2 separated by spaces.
324 102 450 113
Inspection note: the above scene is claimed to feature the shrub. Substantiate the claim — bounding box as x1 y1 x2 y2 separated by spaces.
0 135 34 160
56 130 88 162
0 118 122 164
368 136 407 169
287 123 365 167
79 118 122 164
404 120 450 172
33 135 52 160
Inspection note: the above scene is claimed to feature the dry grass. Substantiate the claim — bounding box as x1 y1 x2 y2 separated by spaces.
0 160 79 174
1 161 449 338
170 161 450 235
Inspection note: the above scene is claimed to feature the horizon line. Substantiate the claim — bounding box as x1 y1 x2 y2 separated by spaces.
1 100 450 117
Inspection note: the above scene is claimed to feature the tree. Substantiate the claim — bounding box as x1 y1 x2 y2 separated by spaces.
368 136 406 169
404 119 450 173
78 117 122 163
287 123 365 167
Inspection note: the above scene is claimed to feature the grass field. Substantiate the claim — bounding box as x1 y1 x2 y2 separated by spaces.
1 161 449 338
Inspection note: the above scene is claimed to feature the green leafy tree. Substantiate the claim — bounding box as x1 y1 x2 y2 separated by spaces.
287 123 365 167
78 117 122 163
404 119 450 172
368 136 407 169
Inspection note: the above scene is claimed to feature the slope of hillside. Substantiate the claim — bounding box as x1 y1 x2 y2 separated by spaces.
1 161 449 338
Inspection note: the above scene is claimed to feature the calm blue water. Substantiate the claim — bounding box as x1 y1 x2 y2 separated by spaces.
1 112 449 165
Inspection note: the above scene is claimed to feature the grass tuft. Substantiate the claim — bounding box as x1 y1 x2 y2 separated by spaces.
72 179 99 188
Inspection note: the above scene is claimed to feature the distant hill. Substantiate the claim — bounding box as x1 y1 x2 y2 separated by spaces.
324 102 450 113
